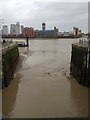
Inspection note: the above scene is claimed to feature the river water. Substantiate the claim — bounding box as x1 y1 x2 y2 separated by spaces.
2 38 88 118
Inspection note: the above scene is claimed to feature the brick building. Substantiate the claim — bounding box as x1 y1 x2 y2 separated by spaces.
22 27 36 38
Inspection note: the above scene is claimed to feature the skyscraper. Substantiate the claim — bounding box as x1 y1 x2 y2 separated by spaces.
10 24 16 35
16 22 20 35
21 25 24 34
10 22 20 36
42 22 46 31
2 25 8 35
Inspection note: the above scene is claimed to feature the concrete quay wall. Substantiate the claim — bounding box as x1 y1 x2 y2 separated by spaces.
70 43 90 87
2 43 19 88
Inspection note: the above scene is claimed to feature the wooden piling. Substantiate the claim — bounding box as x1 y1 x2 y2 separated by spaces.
26 37 29 47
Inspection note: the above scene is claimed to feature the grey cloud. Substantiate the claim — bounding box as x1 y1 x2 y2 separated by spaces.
1 0 88 33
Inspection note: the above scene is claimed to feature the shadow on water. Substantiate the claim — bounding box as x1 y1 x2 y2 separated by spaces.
2 73 22 118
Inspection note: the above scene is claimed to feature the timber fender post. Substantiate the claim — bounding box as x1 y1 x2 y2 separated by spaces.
26 37 29 47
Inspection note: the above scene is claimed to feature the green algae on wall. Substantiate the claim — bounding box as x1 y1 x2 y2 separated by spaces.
70 44 89 87
2 44 19 88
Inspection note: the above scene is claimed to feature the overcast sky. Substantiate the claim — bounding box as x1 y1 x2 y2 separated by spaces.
0 0 89 33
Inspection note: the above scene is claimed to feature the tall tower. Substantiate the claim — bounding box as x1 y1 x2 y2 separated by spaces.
2 25 8 35
16 22 20 35
21 25 24 34
10 24 16 35
42 22 46 31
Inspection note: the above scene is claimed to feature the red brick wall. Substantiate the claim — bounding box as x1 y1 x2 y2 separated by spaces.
22 28 36 37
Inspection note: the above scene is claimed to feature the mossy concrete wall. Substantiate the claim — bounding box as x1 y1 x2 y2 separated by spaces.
70 44 90 87
2 43 19 88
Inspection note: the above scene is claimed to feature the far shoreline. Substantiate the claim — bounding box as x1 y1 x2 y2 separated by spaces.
2 36 81 40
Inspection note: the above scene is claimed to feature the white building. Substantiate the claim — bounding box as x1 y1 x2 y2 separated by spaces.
16 22 20 35
21 25 24 34
73 27 81 36
10 24 16 35
2 25 8 35
10 22 20 36
59 31 70 36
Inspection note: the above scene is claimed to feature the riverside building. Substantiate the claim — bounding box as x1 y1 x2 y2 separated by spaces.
16 22 20 35
22 27 36 38
73 27 81 36
37 22 58 38
10 22 20 36
2 25 8 36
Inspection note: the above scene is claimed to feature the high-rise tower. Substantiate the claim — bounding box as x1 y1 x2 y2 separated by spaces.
42 22 46 31
2 25 8 35
16 22 20 35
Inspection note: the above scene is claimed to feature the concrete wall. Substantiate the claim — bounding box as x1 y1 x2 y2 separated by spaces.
2 43 19 88
70 44 89 87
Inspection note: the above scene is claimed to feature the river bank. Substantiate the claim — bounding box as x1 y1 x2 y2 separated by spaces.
2 36 81 39
2 39 88 118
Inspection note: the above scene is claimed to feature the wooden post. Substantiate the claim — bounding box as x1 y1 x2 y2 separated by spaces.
26 37 29 47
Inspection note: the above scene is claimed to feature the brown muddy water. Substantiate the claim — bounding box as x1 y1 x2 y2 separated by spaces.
2 39 88 118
